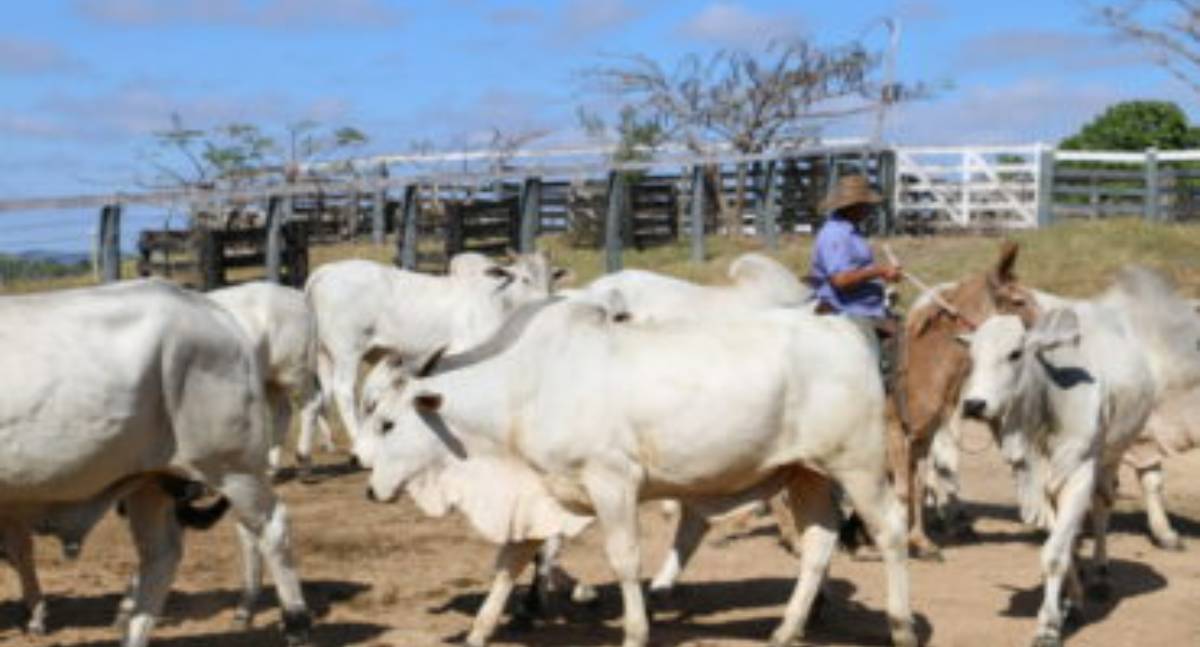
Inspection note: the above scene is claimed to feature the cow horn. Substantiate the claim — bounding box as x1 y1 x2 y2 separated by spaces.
416 346 448 378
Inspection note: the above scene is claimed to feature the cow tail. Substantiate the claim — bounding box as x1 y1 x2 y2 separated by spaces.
174 496 232 530
157 474 233 530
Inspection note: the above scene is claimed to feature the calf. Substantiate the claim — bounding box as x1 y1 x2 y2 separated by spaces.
959 297 1163 646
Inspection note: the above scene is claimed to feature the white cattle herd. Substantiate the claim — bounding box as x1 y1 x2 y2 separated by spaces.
0 246 1198 647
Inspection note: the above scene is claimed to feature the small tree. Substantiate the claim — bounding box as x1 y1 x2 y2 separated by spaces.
1098 1 1200 95
1060 100 1200 150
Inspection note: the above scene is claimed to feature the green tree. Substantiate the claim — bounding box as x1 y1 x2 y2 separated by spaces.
1060 100 1200 151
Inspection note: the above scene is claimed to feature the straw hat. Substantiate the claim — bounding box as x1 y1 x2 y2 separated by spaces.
819 174 882 214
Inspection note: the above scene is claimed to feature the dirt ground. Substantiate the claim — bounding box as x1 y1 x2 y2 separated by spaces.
4 422 1200 647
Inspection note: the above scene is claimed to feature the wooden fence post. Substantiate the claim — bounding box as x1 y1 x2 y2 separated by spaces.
196 228 223 291
1036 144 1056 227
877 150 896 234
373 163 388 245
1145 147 1160 221
690 165 706 264
265 196 283 283
518 176 541 253
445 202 464 259
604 171 626 273
99 203 122 283
397 184 419 269
757 160 779 249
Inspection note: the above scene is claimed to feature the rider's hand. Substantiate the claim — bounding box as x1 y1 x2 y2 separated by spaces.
878 264 903 283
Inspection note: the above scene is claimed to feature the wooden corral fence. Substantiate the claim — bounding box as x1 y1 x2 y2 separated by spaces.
8 141 1200 292
137 221 309 290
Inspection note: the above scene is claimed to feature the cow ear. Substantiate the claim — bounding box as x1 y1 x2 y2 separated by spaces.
414 391 443 413
415 346 448 378
551 267 575 286
485 265 513 281
1029 308 1081 352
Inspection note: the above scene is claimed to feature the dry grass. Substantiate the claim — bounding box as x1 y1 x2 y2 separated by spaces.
3 219 1198 303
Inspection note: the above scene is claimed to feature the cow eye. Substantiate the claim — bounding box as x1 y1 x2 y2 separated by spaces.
1007 349 1023 362
380 419 395 435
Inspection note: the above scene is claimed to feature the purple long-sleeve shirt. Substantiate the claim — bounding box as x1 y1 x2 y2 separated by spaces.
810 214 887 318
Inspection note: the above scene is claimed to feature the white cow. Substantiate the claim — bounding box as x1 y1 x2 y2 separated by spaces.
304 252 562 446
208 282 331 476
0 280 312 647
958 269 1200 647
357 299 915 647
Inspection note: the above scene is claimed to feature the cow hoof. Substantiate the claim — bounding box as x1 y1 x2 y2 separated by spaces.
1031 634 1062 647
912 545 944 562
282 609 313 647
504 606 536 633
570 582 599 606
231 610 253 631
1152 534 1184 552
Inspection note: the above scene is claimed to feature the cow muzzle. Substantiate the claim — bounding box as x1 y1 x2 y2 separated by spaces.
961 398 988 421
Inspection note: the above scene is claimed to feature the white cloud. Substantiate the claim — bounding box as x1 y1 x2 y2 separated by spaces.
957 29 1149 73
0 38 86 76
677 2 805 48
896 0 947 23
74 0 403 29
888 78 1153 145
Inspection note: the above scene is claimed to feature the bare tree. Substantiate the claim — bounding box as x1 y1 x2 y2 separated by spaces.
581 40 883 156
580 39 925 233
1098 1 1200 95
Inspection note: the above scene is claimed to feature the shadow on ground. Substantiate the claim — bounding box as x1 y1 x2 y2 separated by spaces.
433 576 933 646
999 557 1166 640
0 579 370 637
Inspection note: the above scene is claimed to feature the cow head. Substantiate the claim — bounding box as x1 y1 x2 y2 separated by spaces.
958 309 1081 427
897 241 1039 441
476 251 573 312
359 347 462 504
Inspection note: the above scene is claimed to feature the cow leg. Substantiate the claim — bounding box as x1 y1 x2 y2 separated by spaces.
768 470 839 647
1033 466 1094 647
267 387 292 479
769 492 803 555
232 522 265 629
120 484 183 647
1085 468 1116 601
296 390 325 482
834 469 918 647
908 436 941 560
466 540 541 647
649 501 710 597
1136 465 1183 550
330 354 363 444
588 479 648 647
217 473 312 646
2 522 46 635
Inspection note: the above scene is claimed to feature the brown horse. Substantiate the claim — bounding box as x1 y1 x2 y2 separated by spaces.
889 241 1039 557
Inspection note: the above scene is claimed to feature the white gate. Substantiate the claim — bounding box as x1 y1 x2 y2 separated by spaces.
893 145 1044 229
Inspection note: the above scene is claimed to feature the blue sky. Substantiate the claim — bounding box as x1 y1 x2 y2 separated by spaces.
0 0 1192 251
